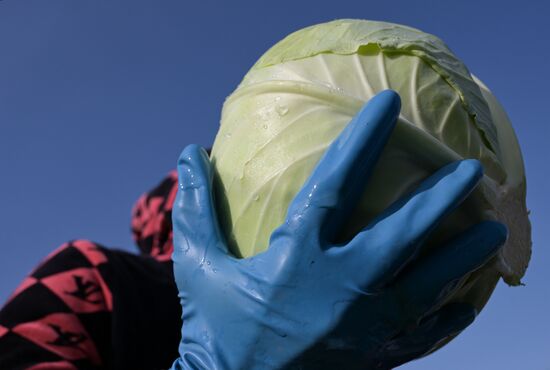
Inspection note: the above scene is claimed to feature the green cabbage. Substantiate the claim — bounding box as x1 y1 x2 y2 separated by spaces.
210 20 531 318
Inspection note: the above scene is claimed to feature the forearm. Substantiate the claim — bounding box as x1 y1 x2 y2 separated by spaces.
0 241 110 369
0 240 182 369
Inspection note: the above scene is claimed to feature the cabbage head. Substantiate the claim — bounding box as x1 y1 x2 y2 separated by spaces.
210 20 531 319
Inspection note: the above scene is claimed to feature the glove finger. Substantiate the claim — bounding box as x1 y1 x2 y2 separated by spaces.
342 159 483 290
282 90 400 242
172 144 228 261
395 220 507 318
376 302 476 369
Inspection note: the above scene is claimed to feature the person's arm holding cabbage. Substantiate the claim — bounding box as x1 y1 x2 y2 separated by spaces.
169 91 507 370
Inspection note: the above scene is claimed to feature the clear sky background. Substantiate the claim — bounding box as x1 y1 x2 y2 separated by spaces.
0 1 548 368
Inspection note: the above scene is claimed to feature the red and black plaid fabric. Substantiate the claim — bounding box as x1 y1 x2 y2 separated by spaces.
131 170 178 261
0 172 182 369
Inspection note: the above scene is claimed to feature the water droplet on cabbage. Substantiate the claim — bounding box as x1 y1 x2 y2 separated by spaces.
275 105 289 116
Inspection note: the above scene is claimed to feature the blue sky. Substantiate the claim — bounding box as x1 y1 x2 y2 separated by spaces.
0 1 548 368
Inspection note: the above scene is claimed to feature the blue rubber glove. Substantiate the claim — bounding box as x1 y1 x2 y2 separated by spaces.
170 90 507 370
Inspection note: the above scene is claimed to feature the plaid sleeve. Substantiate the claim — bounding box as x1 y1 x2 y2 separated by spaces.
0 240 181 369
0 241 112 369
131 171 178 261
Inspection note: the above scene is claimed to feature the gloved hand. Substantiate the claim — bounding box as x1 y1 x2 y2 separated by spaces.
170 90 507 370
